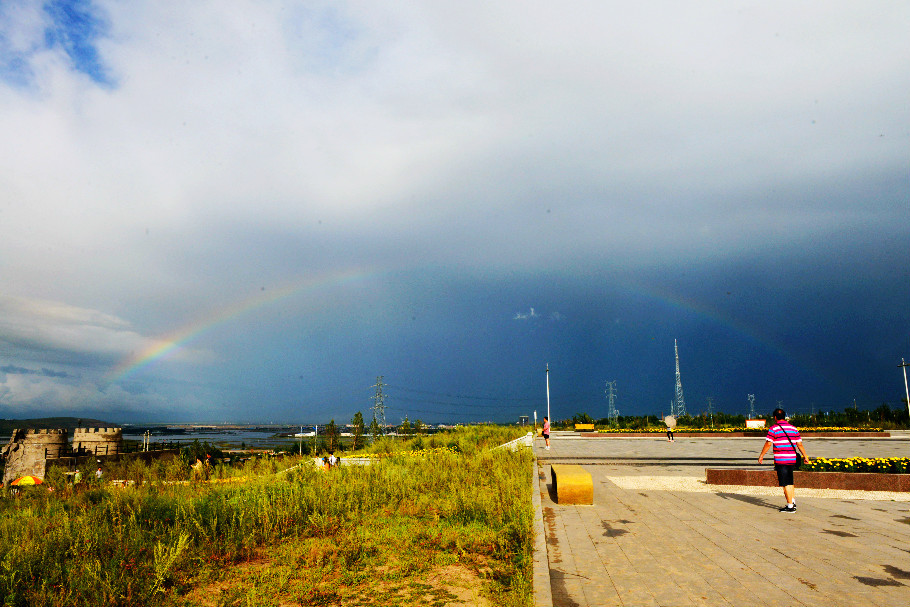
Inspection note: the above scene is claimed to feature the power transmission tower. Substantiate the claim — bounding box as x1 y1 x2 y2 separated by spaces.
674 339 687 417
371 376 387 434
747 394 756 419
706 397 714 427
605 380 618 425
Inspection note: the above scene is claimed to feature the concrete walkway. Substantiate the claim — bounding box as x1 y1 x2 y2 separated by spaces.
534 432 910 607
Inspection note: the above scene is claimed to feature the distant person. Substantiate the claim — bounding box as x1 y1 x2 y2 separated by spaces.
328 452 337 467
95 467 103 479
543 417 551 450
73 469 82 484
192 457 204 481
322 456 330 471
758 408 810 513
666 425 674 442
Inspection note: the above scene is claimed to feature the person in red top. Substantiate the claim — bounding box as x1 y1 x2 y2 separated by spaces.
542 416 551 450
758 408 810 513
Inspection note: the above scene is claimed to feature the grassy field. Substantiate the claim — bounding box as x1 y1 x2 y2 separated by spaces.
0 426 533 607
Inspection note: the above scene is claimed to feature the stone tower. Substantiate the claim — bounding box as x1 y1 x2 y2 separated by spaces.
1 428 69 485
72 427 123 456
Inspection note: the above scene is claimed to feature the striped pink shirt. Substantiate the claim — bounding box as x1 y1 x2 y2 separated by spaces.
765 421 802 465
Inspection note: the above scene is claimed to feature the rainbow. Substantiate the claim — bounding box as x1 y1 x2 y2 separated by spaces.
622 279 826 384
107 268 823 389
107 267 374 383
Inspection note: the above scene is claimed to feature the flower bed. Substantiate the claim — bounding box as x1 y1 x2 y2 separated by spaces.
803 457 910 474
582 426 883 434
705 468 910 492
580 429 889 438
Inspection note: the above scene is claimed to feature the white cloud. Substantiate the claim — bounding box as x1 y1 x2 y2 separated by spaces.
0 1 906 419
0 294 208 371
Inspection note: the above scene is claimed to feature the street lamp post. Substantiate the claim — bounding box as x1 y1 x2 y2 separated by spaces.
546 364 551 423
900 358 910 419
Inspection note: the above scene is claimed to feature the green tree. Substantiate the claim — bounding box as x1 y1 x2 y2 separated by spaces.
413 418 425 434
325 419 339 452
369 415 381 441
398 416 413 435
572 412 594 425
352 411 366 450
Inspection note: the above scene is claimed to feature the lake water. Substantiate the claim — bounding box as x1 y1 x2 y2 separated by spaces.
121 429 308 450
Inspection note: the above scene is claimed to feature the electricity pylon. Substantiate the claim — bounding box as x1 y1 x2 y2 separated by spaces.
674 339 687 417
605 380 618 425
371 376 387 433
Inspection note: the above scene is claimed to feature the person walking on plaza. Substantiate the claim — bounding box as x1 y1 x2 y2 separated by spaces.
758 408 810 513
542 416 551 450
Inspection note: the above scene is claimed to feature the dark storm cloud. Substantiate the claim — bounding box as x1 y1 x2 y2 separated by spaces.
0 365 70 378
0 2 907 421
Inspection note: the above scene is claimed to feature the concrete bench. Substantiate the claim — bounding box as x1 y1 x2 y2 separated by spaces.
550 464 593 504
574 423 595 431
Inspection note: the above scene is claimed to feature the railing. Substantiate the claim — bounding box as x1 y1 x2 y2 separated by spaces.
494 432 534 452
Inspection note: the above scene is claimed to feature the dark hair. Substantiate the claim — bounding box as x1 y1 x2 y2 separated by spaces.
772 408 786 421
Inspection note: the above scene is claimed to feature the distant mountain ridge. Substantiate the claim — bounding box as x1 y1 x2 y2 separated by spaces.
0 417 117 435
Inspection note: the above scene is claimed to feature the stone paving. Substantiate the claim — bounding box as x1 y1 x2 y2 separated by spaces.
534 432 910 607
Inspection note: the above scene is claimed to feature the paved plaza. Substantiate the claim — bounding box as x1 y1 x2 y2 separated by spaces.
533 432 910 607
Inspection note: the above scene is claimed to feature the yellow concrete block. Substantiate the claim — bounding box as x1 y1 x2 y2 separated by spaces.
550 464 593 505
574 423 595 431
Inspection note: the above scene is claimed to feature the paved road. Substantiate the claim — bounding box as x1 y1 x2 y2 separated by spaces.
534 432 910 606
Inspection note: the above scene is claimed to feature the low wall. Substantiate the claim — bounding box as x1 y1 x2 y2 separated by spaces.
705 468 910 492
581 431 890 438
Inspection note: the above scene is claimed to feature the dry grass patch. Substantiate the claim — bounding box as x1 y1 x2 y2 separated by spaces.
180 540 493 607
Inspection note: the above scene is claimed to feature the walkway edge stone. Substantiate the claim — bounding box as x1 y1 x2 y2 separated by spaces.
532 455 553 607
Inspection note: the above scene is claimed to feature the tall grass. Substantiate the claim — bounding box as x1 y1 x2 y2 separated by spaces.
0 426 532 606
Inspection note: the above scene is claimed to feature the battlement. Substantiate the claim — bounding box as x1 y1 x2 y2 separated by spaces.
15 428 67 436
6 428 69 446
74 427 122 434
72 427 123 457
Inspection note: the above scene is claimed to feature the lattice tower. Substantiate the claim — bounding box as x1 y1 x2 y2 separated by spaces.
604 380 618 424
674 339 687 417
747 394 756 418
371 376 387 432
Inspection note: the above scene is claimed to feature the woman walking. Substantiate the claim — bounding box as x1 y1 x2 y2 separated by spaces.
542 416 551 450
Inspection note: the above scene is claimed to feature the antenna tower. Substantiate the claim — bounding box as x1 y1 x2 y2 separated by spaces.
371 376 387 433
747 394 756 418
673 339 687 417
706 397 714 427
605 380 619 425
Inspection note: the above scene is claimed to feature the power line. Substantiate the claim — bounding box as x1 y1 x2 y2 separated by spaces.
385 384 541 402
391 394 533 410
385 406 492 418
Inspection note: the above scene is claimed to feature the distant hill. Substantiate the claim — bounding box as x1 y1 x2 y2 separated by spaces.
0 417 117 435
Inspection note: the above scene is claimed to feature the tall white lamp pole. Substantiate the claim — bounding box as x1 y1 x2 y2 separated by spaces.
901 358 910 419
546 363 551 423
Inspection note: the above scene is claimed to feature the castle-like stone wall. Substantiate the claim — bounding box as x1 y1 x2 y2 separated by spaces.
72 427 123 456
2 429 68 486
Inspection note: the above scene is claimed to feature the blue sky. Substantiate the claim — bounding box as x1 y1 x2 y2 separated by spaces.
0 1 908 424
